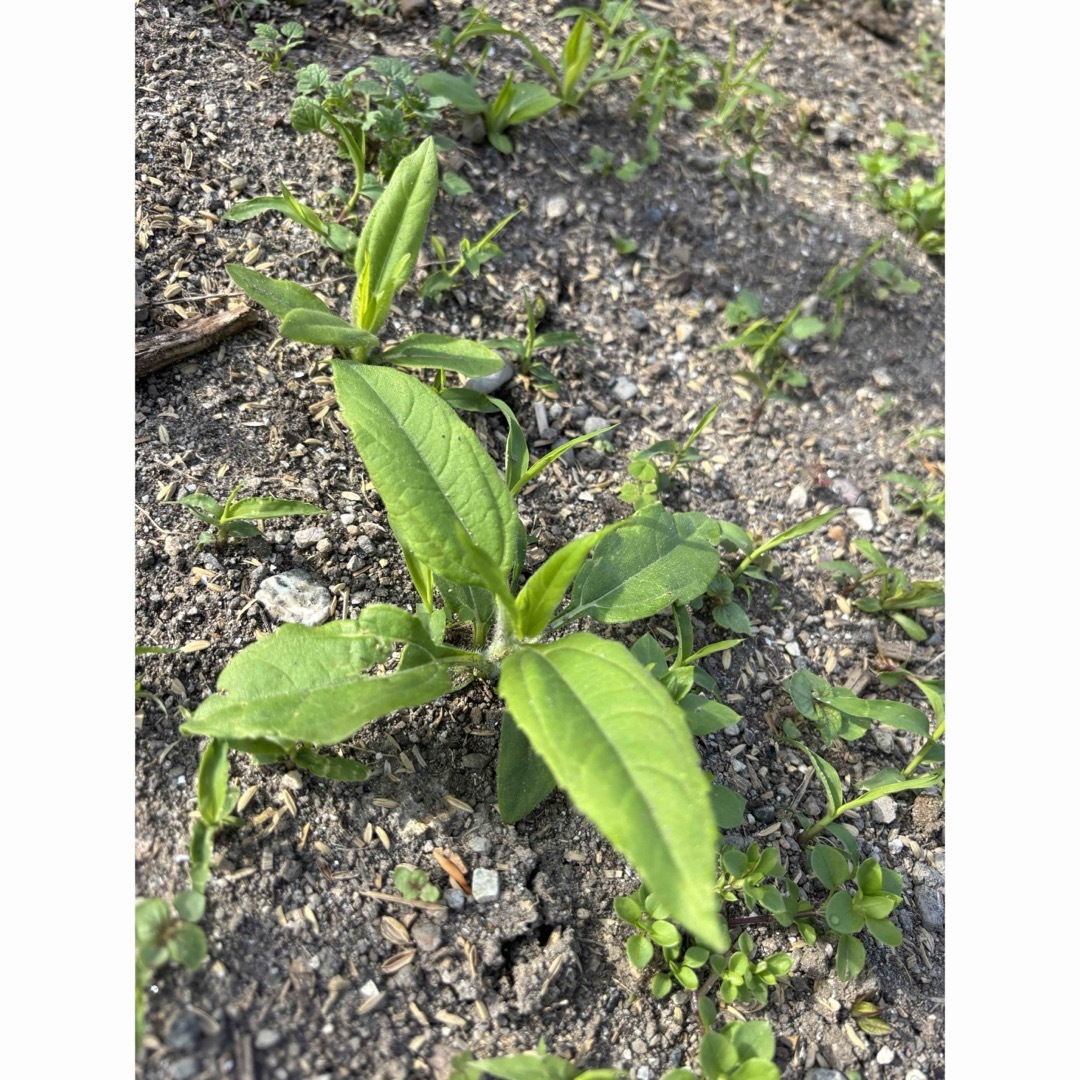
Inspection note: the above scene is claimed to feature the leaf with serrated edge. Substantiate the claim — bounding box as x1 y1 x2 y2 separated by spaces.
180 620 461 745
499 633 724 951
333 363 519 591
560 504 720 626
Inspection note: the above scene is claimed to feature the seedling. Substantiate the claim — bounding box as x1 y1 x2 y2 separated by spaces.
450 1038 623 1080
877 668 945 778
712 288 826 420
779 671 943 847
419 211 518 302
226 139 506 382
393 864 440 902
858 127 944 255
903 30 945 99
137 739 241 1051
619 402 720 511
247 21 304 73
416 71 559 154
170 485 323 550
819 538 943 641
182 358 740 952
482 290 584 392
883 470 944 541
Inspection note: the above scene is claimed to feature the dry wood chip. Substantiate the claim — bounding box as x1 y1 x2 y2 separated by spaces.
357 992 386 1016
280 788 298 817
372 798 399 809
303 905 319 933
443 794 473 813
181 639 211 653
409 1001 429 1026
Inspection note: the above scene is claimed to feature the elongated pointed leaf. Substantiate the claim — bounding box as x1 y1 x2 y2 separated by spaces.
278 309 379 351
738 507 842 573
222 497 324 522
499 634 724 951
507 82 560 124
226 264 329 320
353 137 438 333
179 619 461 745
516 424 616 496
560 505 720 625
290 746 370 782
416 72 487 113
174 492 224 525
379 334 504 377
496 709 556 824
196 738 230 827
333 363 520 591
514 525 619 639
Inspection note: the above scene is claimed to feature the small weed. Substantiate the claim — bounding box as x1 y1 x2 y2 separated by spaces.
859 125 944 255
883 470 944 541
392 864 440 902
419 211 518 302
619 403 720 511
482 290 584 393
247 21 304 73
171 485 323 550
712 288 826 420
902 30 945 99
819 538 943 641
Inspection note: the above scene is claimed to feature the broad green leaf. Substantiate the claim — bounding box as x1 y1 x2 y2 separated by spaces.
135 898 170 947
866 916 902 947
222 497 324 522
791 316 825 340
379 334 505 377
855 857 883 895
498 634 725 951
435 574 496 636
631 634 668 679
353 137 438 333
172 890 205 923
225 264 329 319
561 505 720 625
810 845 850 891
179 619 462 745
700 1031 739 1077
890 612 929 640
854 894 898 921
290 746 370 782
785 670 819 720
196 738 230 827
415 72 487 113
834 933 866 981
613 895 642 924
648 920 681 948
711 786 745 831
167 922 207 971
279 309 380 352
825 892 863 934
712 600 752 635
496 709 556 824
731 1021 777 1065
507 81 560 124
515 526 619 639
355 603 474 661
732 1061 779 1080
822 689 930 738
333 364 520 592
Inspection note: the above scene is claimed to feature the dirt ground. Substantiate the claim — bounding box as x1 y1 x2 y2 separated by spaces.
135 2 945 1077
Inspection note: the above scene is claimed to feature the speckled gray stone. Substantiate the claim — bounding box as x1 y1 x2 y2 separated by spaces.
255 569 331 626
472 867 500 903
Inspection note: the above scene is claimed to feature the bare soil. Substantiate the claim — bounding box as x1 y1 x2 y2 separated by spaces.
135 2 945 1077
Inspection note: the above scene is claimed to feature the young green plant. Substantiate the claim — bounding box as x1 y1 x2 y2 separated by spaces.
226 138 505 383
170 485 323 550
181 361 736 953
247 21 304 73
481 290 584 392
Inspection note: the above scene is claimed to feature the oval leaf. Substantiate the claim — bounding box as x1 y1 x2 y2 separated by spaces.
226 264 329 320
498 634 725 952
333 363 520 592
279 309 380 351
379 333 505 376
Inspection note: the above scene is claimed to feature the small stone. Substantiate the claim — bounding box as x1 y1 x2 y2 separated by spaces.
871 795 897 824
167 1058 199 1080
466 835 492 855
628 308 649 332
871 728 895 754
784 640 802 658
293 526 327 550
545 195 569 220
876 1047 896 1065
461 752 489 769
786 484 808 512
445 887 467 912
914 884 945 930
254 1029 281 1050
411 918 442 953
583 415 610 434
906 1072 928 1080
203 100 220 121
847 507 874 531
472 868 500 904
255 569 331 626
228 176 248 193
674 321 694 344
398 0 431 16
872 367 894 389
465 362 515 395
612 376 639 402
165 1012 202 1052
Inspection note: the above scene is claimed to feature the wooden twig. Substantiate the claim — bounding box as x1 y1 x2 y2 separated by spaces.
135 304 258 379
